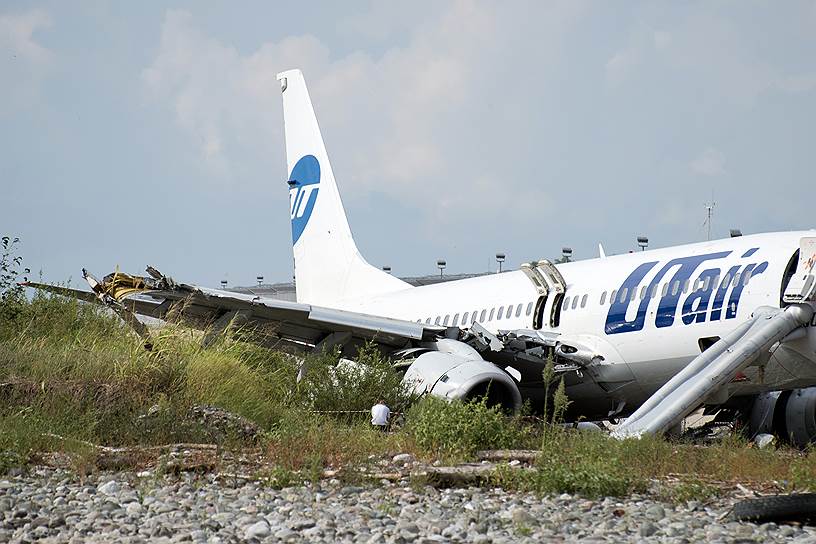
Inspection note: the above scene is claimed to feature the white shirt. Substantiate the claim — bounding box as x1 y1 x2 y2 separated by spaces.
371 403 390 426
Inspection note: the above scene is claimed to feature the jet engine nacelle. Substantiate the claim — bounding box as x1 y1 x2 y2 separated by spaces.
401 339 522 412
747 387 816 448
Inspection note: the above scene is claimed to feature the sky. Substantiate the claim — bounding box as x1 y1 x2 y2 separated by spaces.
2 1 816 288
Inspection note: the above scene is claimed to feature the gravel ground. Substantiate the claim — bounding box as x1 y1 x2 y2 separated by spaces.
1 467 815 543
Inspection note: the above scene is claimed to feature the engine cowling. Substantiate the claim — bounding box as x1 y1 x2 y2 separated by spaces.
747 387 816 447
401 339 522 412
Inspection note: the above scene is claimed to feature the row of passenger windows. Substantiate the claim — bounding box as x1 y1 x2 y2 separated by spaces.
420 301 535 327
562 270 755 312
416 270 757 324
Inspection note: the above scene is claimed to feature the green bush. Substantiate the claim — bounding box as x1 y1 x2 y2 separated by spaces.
407 396 527 459
0 236 29 330
293 343 415 417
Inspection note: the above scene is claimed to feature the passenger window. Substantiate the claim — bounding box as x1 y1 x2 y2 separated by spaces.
600 291 607 305
462 312 469 324
571 296 578 310
489 308 495 320
452 313 460 326
443 315 450 326
661 283 668 297
497 306 504 320
516 304 523 317
581 294 588 308
671 280 680 296
480 309 486 322
721 273 731 288
506 305 513 319
563 296 570 310
610 290 617 304
526 301 534 316
434 316 440 325
683 279 690 294
640 286 647 300
619 288 628 303
742 270 752 286
732 273 741 287
703 277 710 290
650 285 658 298
472 311 478 323
630 288 636 301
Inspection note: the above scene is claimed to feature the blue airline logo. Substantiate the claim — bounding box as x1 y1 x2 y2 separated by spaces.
605 248 768 335
288 155 320 244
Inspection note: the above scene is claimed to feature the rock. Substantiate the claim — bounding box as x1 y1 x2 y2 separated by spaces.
392 453 414 464
187 404 261 441
126 502 143 516
244 520 271 539
639 521 658 537
275 527 297 540
97 480 120 496
644 504 665 521
779 526 796 537
511 508 536 526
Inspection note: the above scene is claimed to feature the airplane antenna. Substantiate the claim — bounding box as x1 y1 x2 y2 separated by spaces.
703 199 716 241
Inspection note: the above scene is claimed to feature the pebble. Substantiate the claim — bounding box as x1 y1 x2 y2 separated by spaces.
244 519 271 539
0 468 812 543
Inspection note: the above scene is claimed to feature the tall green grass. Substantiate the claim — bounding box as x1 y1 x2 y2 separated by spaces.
0 293 411 460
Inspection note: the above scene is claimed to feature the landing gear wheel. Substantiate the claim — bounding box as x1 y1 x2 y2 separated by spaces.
729 493 816 523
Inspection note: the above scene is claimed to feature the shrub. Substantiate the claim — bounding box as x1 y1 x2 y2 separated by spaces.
293 343 415 417
407 396 526 459
0 236 28 328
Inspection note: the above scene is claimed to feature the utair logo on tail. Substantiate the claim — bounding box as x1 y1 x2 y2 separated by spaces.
605 248 769 335
288 155 320 244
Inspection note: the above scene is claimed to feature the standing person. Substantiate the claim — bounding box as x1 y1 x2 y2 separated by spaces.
371 398 390 432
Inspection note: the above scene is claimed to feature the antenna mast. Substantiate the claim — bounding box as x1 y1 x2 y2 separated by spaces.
703 200 716 241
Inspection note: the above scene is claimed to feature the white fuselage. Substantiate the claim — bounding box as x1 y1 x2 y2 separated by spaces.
337 231 816 411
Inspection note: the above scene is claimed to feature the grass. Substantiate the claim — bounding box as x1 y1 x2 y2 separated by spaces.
1 289 816 500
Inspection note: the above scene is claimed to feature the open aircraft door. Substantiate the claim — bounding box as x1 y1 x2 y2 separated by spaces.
521 260 567 329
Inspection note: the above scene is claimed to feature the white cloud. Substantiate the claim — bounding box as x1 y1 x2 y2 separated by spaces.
774 74 816 93
690 148 726 177
605 48 639 87
653 30 671 50
0 9 52 64
0 9 53 115
141 2 585 222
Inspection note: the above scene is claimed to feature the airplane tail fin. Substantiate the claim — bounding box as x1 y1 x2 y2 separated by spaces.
276 69 410 306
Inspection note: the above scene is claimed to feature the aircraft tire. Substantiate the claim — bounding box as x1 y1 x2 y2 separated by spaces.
728 493 816 523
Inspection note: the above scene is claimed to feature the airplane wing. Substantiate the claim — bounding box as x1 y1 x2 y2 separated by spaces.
23 267 446 354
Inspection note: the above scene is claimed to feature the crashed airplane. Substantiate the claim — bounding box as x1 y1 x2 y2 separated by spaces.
26 69 816 446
